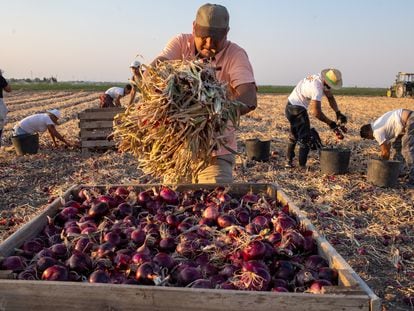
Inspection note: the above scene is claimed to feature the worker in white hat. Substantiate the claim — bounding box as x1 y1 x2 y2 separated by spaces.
285 68 347 169
13 109 74 148
127 60 143 106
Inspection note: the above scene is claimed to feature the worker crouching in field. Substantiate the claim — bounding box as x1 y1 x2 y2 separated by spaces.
360 109 414 186
99 84 132 108
13 109 74 148
285 69 347 169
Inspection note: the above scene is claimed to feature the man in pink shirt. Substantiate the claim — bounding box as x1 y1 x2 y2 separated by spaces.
151 3 257 183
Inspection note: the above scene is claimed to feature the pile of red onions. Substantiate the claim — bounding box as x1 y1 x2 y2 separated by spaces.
0 185 338 293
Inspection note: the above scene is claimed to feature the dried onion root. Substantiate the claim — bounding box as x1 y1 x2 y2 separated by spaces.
113 60 244 183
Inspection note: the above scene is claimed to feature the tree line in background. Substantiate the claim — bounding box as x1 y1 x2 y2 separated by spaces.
8 77 58 84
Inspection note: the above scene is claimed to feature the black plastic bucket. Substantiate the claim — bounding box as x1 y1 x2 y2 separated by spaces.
12 133 39 155
320 147 351 175
367 159 401 188
245 139 270 162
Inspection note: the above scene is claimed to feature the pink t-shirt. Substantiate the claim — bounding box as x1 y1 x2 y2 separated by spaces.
157 33 256 156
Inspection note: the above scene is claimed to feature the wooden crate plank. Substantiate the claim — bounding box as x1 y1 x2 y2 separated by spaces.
0 185 77 257
78 110 124 120
80 129 113 139
0 280 370 311
79 120 114 129
80 107 125 114
0 270 15 279
81 140 116 148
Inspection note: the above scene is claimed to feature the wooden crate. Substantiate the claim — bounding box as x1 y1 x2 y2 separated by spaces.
0 183 381 311
78 107 125 156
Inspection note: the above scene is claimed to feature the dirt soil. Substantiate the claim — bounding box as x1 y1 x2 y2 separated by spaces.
0 91 413 310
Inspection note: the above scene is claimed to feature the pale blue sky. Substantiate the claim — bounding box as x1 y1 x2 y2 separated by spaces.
1 0 413 87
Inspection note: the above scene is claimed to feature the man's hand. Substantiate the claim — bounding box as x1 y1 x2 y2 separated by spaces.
336 111 347 124
328 121 338 130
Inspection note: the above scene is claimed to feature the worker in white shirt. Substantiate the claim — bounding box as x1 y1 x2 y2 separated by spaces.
99 84 132 108
13 109 73 148
360 109 414 185
285 68 347 169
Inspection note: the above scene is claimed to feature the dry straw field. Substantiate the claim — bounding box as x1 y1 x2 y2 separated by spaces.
0 91 413 310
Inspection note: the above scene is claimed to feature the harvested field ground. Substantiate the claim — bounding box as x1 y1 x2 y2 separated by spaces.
0 91 413 310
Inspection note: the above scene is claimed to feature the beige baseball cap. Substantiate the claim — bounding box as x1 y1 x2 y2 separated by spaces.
194 3 229 39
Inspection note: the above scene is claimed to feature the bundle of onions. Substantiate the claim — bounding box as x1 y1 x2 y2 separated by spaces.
113 60 244 183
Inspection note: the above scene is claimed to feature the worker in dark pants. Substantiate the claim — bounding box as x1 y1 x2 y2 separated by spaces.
285 68 347 169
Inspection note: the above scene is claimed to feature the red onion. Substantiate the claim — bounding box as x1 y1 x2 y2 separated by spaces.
114 186 129 199
66 251 92 273
317 267 338 284
267 232 282 244
217 214 236 228
64 200 83 210
89 270 111 283
49 243 68 259
131 252 151 266
242 240 266 261
18 268 37 280
273 260 295 281
307 279 332 294
104 232 122 246
177 266 202 286
74 237 94 253
88 201 109 218
166 214 179 227
203 205 219 220
294 269 316 287
280 230 305 251
304 255 329 271
1 256 26 271
252 216 270 229
153 252 176 270
159 186 179 204
219 264 239 278
117 203 133 217
271 286 289 292
23 239 44 256
274 212 297 233
114 253 131 269
36 256 58 272
96 195 117 208
159 237 176 252
137 190 152 204
241 193 259 204
136 262 158 285
42 265 69 281
130 229 146 247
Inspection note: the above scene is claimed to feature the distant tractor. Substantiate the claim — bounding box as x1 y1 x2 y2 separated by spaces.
387 72 414 98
